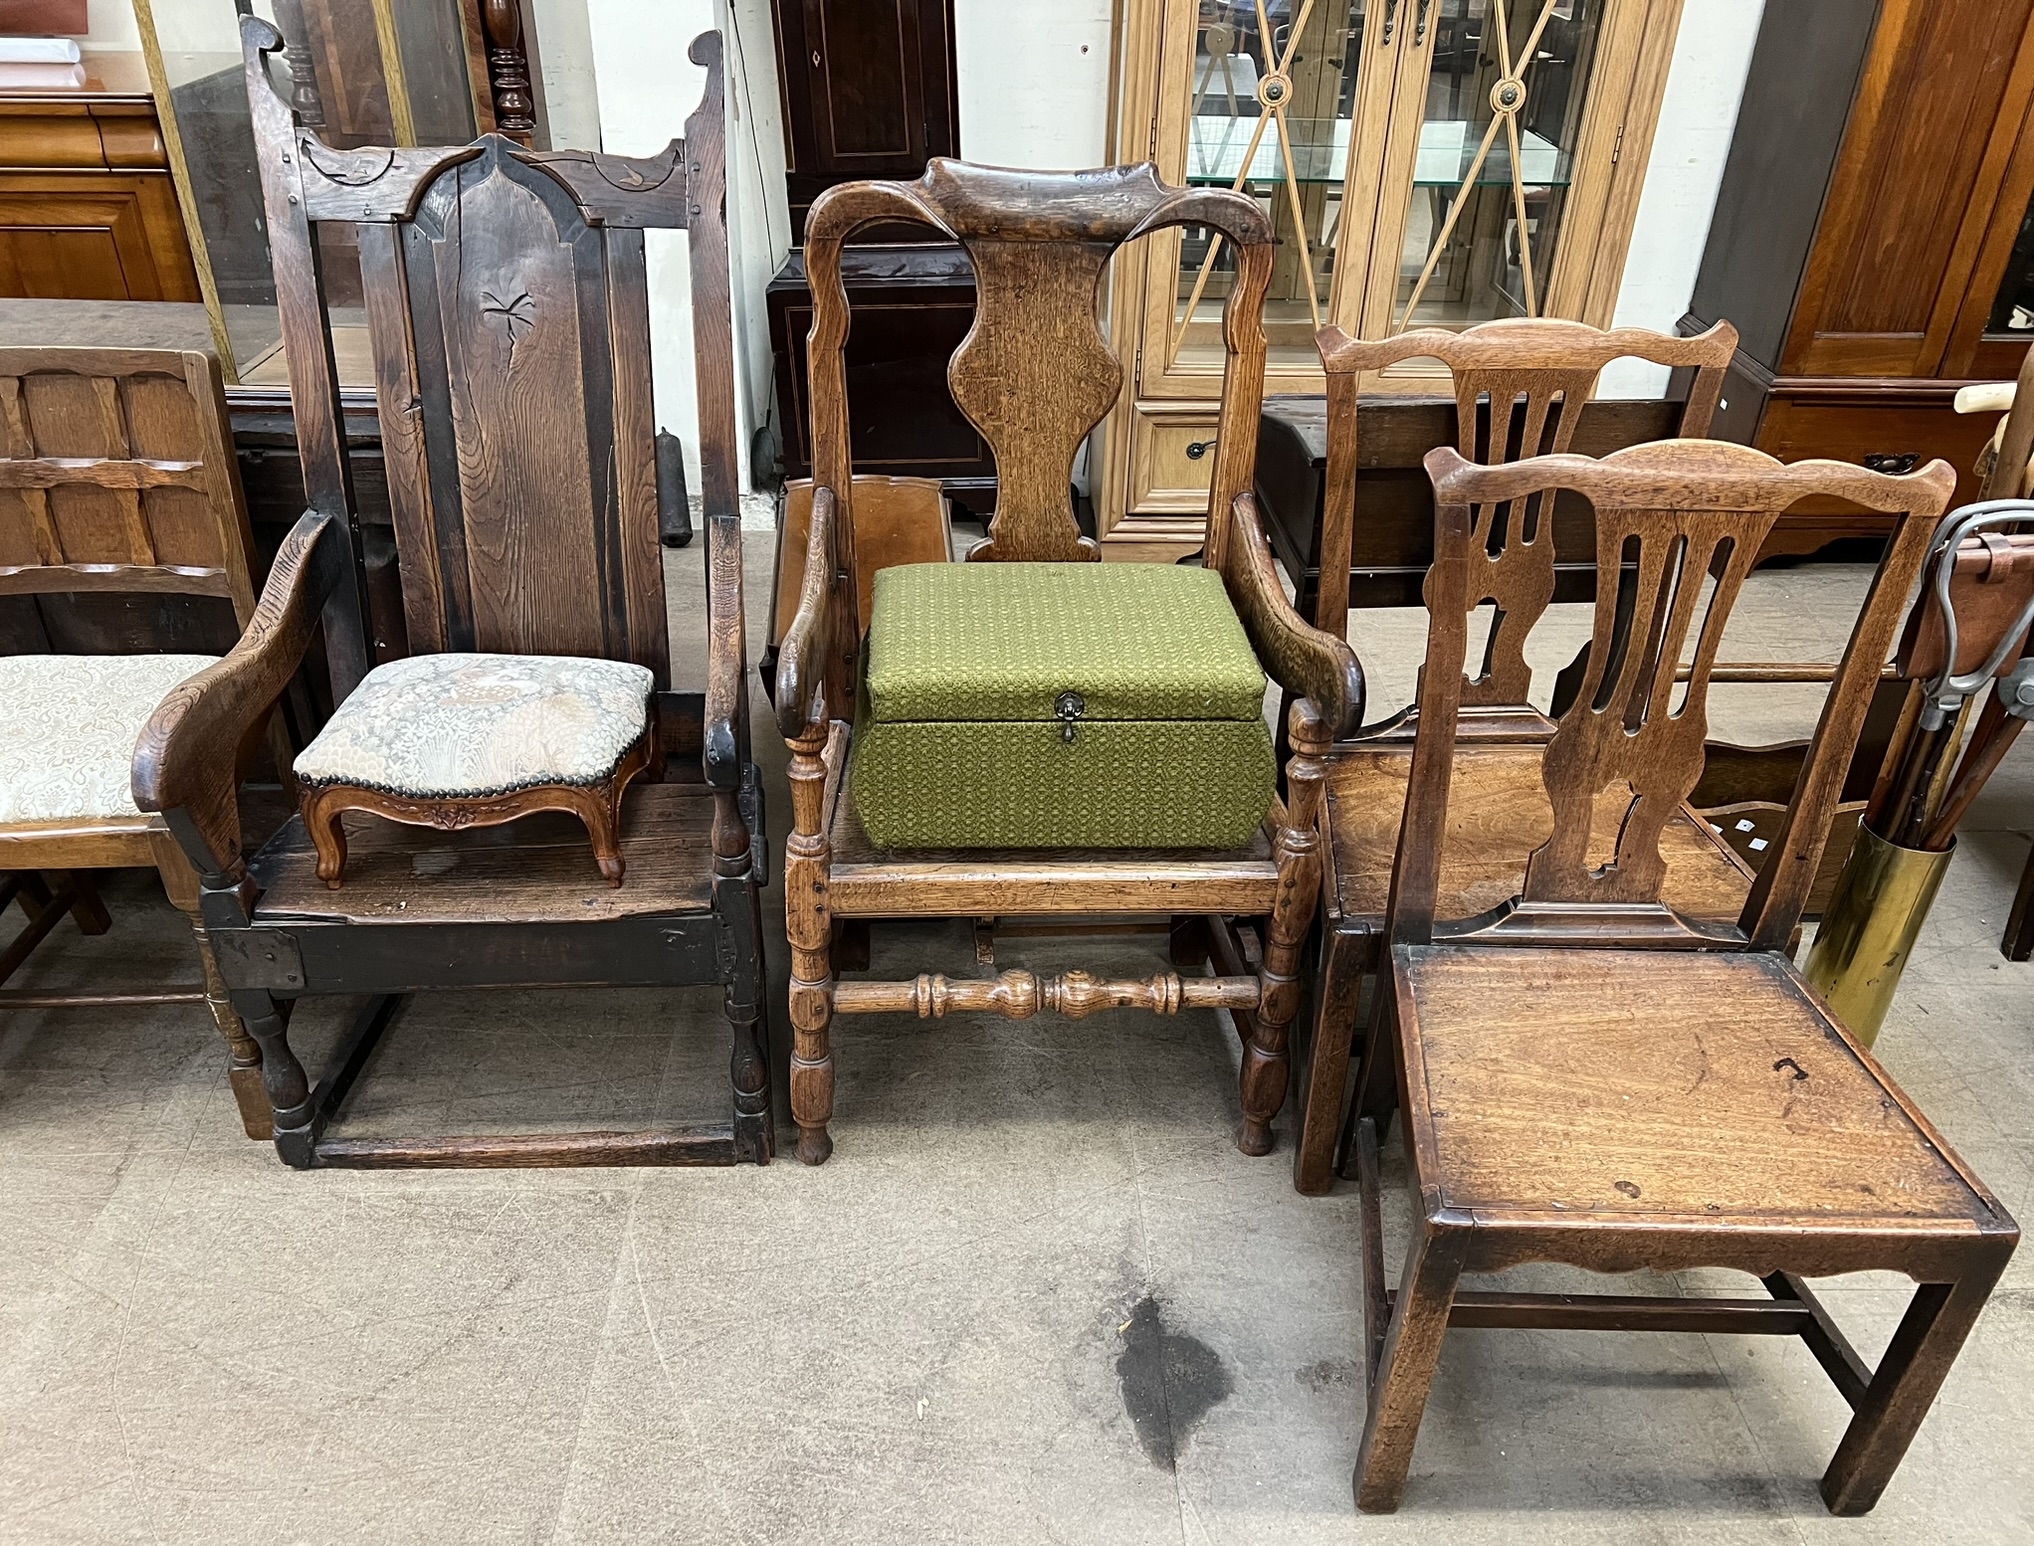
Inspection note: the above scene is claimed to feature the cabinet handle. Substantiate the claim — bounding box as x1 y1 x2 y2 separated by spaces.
1186 437 1217 460
1862 453 1920 475
1380 0 1399 45
1415 0 1434 44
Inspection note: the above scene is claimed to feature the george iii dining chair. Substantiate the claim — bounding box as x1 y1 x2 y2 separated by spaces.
1347 439 2015 1515
773 159 1364 1164
129 20 771 1169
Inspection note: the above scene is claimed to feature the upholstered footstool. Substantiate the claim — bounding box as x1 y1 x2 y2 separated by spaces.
292 653 656 887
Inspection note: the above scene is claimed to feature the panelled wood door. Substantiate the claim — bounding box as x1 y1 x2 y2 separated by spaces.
1783 0 2034 383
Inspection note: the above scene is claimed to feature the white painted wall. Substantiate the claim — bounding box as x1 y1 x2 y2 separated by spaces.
954 0 1114 170
529 0 604 151
586 0 784 524
81 0 140 50
1597 0 1766 398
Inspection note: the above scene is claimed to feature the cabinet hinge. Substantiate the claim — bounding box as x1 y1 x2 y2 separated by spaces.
1611 124 1625 165
1149 116 1158 159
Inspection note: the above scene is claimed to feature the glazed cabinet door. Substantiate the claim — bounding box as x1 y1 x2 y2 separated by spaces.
1101 0 1679 545
1352 0 1681 388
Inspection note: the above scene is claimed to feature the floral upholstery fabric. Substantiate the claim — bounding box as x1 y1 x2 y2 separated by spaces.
0 653 219 824
292 652 655 798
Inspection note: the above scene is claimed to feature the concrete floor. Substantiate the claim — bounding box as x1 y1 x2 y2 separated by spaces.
1 539 2030 1544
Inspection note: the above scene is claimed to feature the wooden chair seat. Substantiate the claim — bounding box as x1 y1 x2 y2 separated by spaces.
247 783 716 926
1397 945 1989 1228
826 761 1279 920
1326 743 1754 931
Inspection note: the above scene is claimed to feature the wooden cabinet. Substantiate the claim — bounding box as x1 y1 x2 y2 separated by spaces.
770 0 959 240
1097 0 1685 555
1686 0 2034 541
0 53 198 304
765 0 975 495
766 243 989 494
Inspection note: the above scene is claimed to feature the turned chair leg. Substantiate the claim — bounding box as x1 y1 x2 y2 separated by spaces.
712 791 774 1165
1820 1252 2012 1514
233 989 316 1168
786 728 835 1164
1353 1223 1468 1514
150 844 269 1140
1294 928 1362 1194
188 912 269 1139
1239 703 1328 1155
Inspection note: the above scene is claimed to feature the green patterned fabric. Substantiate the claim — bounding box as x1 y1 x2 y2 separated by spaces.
852 562 1274 850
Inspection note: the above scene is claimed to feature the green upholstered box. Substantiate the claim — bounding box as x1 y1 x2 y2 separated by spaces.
850 562 1275 849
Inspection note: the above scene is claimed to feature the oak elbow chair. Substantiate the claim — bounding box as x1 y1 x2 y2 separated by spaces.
1348 440 2016 1515
129 21 771 1169
0 345 289 1139
773 160 1363 1165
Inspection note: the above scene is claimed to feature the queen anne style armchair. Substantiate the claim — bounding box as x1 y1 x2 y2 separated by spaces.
129 21 771 1169
773 161 1364 1165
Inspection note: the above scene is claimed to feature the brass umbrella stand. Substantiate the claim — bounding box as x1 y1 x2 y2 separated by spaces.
1804 501 2034 1044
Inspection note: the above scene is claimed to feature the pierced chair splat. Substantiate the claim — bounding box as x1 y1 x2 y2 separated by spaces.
773 159 1364 1165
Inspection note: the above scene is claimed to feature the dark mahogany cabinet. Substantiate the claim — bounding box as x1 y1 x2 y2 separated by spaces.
766 0 980 495
770 0 959 240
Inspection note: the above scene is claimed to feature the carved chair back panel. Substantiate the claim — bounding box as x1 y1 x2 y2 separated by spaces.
367 140 662 671
1393 441 1953 950
803 162 1273 576
0 348 256 619
1316 320 1736 706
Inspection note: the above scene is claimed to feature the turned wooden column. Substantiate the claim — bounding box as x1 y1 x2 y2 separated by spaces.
479 0 536 145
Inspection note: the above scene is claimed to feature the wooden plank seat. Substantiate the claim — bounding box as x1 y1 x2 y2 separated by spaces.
248 784 717 926
825 762 1280 921
1397 947 1994 1226
1324 743 1755 936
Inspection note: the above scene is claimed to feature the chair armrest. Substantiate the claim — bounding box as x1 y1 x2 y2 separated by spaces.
1222 492 1365 739
773 484 838 743
132 509 349 876
703 509 747 790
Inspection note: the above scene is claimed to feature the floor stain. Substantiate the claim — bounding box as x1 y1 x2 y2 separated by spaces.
1114 1294 1233 1469
1295 1357 1357 1394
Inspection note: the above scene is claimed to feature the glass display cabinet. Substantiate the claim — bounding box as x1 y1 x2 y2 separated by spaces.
1099 0 1686 553
135 0 531 385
